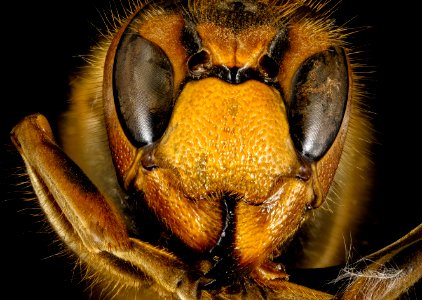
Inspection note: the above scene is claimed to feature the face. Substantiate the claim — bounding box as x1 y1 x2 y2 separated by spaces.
10 0 421 299
104 0 350 273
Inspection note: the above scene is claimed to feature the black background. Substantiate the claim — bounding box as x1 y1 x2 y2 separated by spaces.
0 0 420 298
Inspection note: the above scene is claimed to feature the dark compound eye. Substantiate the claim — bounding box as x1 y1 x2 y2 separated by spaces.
113 26 174 147
289 47 349 162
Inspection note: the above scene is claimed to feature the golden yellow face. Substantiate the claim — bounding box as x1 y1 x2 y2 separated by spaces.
103 0 350 273
10 0 422 299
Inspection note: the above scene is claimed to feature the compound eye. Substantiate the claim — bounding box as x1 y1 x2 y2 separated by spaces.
289 47 349 162
114 28 174 147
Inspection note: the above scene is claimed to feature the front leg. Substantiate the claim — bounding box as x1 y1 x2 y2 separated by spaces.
11 114 200 298
339 223 422 299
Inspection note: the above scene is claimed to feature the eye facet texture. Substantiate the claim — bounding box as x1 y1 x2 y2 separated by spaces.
289 47 349 162
114 26 174 147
